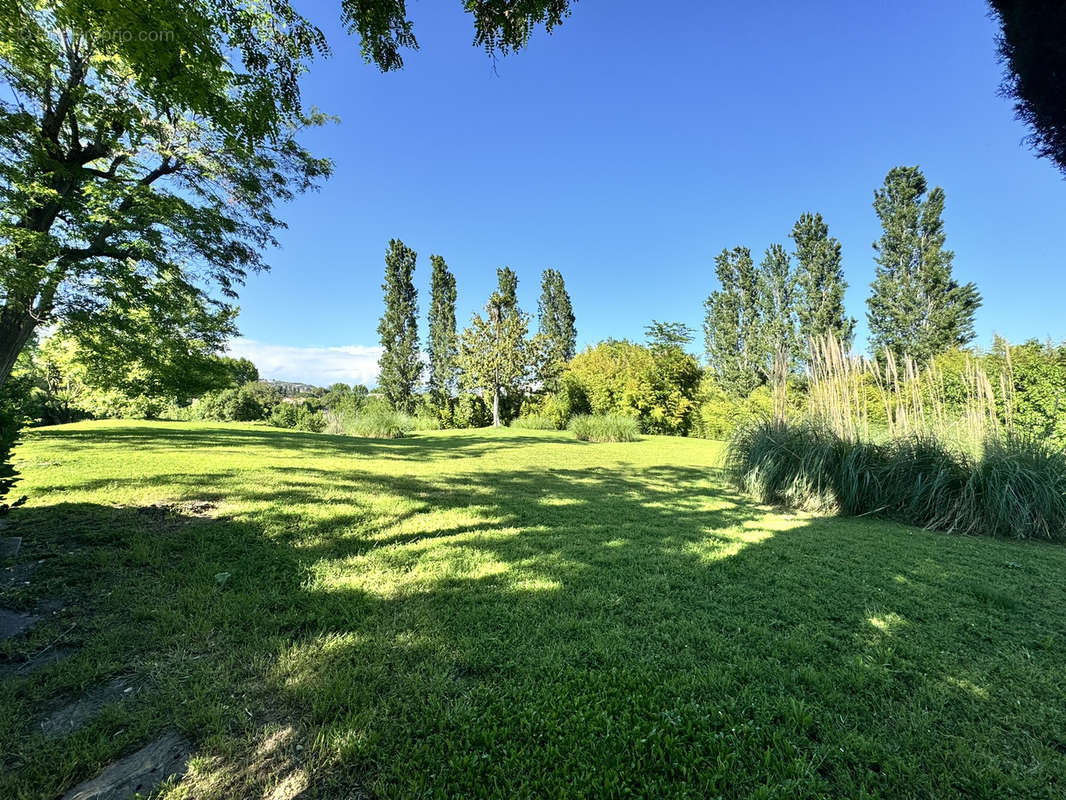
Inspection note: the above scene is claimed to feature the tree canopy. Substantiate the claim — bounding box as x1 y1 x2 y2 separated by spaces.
989 1 1066 177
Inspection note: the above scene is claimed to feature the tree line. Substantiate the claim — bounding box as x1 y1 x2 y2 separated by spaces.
376 241 577 427
705 165 981 397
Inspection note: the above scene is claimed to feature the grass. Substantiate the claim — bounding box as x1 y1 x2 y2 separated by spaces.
1 421 1065 798
730 419 1066 540
568 413 641 442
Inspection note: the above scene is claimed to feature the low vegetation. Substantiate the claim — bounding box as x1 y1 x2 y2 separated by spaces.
509 414 557 430
729 419 1066 540
3 423 1066 798
568 413 641 442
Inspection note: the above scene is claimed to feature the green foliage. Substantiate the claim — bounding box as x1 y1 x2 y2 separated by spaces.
328 401 414 439
457 269 533 427
0 1 331 388
452 392 492 429
692 379 773 440
510 414 558 430
536 268 577 388
644 320 693 351
269 402 325 432
427 255 458 406
989 1 1066 177
867 166 981 363
568 414 641 443
790 213 854 346
340 0 576 72
221 357 260 386
703 247 763 396
195 385 268 423
0 390 24 512
566 339 700 435
730 420 1066 540
377 239 423 414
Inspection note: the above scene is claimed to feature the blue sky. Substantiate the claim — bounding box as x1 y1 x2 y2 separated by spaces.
228 0 1066 385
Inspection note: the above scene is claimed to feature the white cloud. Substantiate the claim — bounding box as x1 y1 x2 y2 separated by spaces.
226 338 383 387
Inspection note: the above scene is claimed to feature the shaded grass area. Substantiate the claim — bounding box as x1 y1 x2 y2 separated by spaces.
1 421 1065 798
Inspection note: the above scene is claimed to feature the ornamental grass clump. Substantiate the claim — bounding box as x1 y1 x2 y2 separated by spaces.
568 414 640 443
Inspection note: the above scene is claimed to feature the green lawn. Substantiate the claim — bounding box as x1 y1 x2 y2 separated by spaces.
2 421 1066 798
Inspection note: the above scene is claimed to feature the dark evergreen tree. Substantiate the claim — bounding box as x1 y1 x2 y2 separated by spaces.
790 213 855 348
376 239 422 413
989 1 1066 177
703 247 763 396
427 255 458 404
867 167 981 363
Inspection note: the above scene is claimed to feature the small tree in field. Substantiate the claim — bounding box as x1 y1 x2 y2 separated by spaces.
457 269 531 427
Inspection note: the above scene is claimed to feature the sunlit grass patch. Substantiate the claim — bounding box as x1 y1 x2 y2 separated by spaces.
2 421 1065 798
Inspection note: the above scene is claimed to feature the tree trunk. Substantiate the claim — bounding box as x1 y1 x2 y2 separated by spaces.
492 385 500 427
0 306 38 389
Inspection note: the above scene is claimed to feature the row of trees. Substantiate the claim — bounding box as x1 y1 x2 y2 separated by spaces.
704 166 981 397
376 240 577 426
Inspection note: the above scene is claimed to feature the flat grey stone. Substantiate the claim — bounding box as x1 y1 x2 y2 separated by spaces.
0 646 73 678
61 731 191 800
39 677 138 738
0 536 20 558
0 607 38 640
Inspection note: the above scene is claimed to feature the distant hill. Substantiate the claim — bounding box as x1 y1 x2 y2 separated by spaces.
260 379 320 397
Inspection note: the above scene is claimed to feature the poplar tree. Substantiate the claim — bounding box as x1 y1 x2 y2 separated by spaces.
536 268 577 388
790 213 854 348
758 244 797 421
703 247 763 396
867 167 981 363
376 239 422 413
427 255 458 404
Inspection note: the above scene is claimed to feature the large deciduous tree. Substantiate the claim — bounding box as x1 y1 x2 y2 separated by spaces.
867 167 981 363
0 1 332 388
377 239 422 413
790 213 854 348
457 268 531 427
427 254 458 404
703 247 763 396
757 244 797 421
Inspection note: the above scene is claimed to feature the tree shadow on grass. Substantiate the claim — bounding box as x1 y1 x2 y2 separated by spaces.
29 423 573 462
2 454 1066 797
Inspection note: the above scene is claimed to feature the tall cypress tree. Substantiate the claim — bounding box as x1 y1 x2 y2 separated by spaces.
427 254 458 404
536 269 577 387
790 212 854 349
867 166 981 363
376 239 422 413
703 247 763 396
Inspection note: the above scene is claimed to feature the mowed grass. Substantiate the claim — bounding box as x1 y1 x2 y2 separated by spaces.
2 422 1066 799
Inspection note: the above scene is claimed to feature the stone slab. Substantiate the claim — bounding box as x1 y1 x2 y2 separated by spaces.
61 731 192 800
0 607 38 640
0 646 74 678
0 536 20 558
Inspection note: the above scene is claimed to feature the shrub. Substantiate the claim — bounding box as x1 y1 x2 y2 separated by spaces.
956 435 1066 539
0 397 25 513
510 414 557 430
728 420 1066 541
568 414 640 443
326 405 414 439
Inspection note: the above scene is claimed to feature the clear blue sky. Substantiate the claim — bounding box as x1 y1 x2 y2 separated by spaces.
229 0 1066 385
